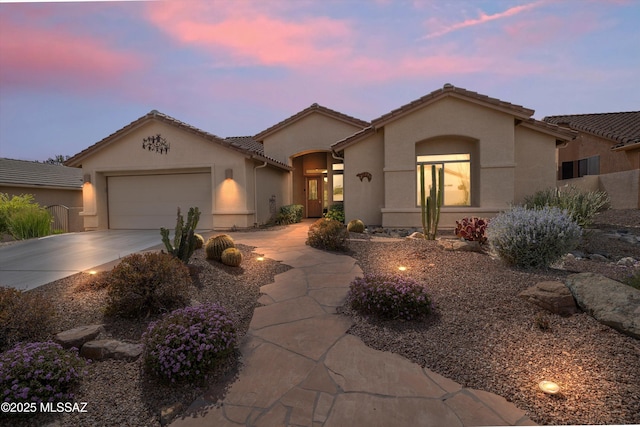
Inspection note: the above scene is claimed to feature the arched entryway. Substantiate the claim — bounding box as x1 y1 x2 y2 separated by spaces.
291 151 343 218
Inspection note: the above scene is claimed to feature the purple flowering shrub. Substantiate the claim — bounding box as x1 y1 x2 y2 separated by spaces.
142 303 237 383
105 252 192 318
454 217 489 244
0 341 85 404
347 274 433 320
0 287 56 352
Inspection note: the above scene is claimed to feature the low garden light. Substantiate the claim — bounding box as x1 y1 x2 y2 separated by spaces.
398 266 407 272
87 270 97 275
539 380 561 395
256 256 265 262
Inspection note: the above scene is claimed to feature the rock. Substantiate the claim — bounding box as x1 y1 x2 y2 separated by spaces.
160 402 183 426
569 250 586 259
589 253 609 262
54 324 104 349
438 239 483 253
519 281 579 316
621 234 640 245
80 339 143 361
617 257 637 266
564 272 640 339
407 231 425 239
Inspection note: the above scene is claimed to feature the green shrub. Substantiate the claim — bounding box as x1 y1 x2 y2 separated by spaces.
348 274 434 320
105 252 192 318
0 341 85 405
205 234 235 261
523 186 609 227
306 218 349 252
624 270 640 290
347 219 365 233
487 206 582 268
276 204 303 225
142 304 237 383
325 203 345 223
0 193 51 239
0 287 56 352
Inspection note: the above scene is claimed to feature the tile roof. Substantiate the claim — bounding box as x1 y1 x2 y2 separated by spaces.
333 84 574 151
65 111 291 170
371 83 535 127
543 111 640 149
253 103 369 141
0 158 83 189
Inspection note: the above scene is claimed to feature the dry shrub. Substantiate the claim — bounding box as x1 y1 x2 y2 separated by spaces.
0 287 56 352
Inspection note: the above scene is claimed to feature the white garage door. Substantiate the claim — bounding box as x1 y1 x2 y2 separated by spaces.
108 173 212 229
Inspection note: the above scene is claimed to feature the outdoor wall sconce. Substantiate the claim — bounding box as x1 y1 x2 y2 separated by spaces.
225 169 234 180
83 174 91 184
357 171 372 182
539 380 561 395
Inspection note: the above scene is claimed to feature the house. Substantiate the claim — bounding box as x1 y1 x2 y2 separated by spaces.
543 112 640 209
0 158 84 232
65 84 576 231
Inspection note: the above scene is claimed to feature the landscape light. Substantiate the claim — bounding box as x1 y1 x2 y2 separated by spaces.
398 266 407 271
256 256 264 261
539 381 561 395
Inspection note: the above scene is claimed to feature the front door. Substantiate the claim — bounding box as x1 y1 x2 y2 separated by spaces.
306 176 323 218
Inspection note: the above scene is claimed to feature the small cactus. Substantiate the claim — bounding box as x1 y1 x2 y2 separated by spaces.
347 219 365 233
193 233 205 249
160 207 200 264
221 248 243 267
205 234 235 261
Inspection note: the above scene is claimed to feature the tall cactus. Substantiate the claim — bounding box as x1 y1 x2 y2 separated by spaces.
161 206 201 264
420 164 444 240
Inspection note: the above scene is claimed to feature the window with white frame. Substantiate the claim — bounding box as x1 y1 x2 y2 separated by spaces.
332 163 344 202
417 154 471 206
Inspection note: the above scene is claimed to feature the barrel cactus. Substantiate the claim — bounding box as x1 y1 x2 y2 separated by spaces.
347 219 365 233
221 248 243 267
205 234 235 261
194 233 205 249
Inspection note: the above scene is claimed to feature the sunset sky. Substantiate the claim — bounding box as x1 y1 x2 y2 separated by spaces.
1 0 639 162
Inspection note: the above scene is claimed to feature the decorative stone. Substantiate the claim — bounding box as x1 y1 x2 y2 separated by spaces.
589 253 609 262
438 239 483 253
80 339 143 361
54 324 103 349
159 402 183 426
617 257 637 266
406 231 425 239
519 281 579 316
565 272 640 339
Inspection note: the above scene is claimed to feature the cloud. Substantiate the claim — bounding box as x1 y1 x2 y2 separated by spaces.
423 1 546 39
145 1 353 69
0 19 144 92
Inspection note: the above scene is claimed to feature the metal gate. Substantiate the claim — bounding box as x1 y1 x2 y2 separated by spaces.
46 204 69 233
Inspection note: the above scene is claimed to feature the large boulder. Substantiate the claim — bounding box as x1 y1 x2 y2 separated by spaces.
80 339 143 361
519 281 579 316
564 272 640 339
54 324 104 349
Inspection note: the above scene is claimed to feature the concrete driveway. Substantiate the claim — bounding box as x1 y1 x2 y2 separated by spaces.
0 230 167 291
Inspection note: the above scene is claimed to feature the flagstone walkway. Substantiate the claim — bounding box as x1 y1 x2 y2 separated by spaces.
171 222 536 427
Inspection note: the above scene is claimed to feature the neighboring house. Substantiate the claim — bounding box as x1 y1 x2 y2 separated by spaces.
544 112 640 209
66 84 576 231
0 158 84 232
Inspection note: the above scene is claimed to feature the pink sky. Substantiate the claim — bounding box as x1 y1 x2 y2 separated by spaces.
0 0 638 161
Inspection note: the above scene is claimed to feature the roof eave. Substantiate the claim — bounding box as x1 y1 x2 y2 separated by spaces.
612 141 640 152
331 126 376 152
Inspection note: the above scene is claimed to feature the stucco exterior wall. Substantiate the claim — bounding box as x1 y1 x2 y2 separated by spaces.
78 119 255 230
262 113 364 164
514 125 557 203
379 97 518 228
558 132 636 175
254 164 289 225
343 131 385 226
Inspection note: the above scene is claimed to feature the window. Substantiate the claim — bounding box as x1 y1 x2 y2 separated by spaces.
332 163 344 202
560 155 599 180
417 154 471 206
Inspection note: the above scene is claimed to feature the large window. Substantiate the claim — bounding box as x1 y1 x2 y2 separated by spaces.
332 163 344 202
417 154 471 206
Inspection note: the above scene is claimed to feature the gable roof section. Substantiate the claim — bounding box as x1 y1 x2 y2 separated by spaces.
543 111 640 150
0 158 83 190
333 84 574 152
253 103 369 142
65 111 291 170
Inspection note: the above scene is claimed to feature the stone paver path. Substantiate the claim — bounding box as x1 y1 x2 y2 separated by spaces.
171 222 536 427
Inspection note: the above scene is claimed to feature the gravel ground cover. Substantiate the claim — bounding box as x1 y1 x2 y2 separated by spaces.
3 210 640 426
6 242 290 427
342 210 640 426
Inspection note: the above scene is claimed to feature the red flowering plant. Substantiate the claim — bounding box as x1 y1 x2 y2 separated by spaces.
454 217 490 245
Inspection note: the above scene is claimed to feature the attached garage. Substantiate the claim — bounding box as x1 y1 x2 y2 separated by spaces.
107 172 212 229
